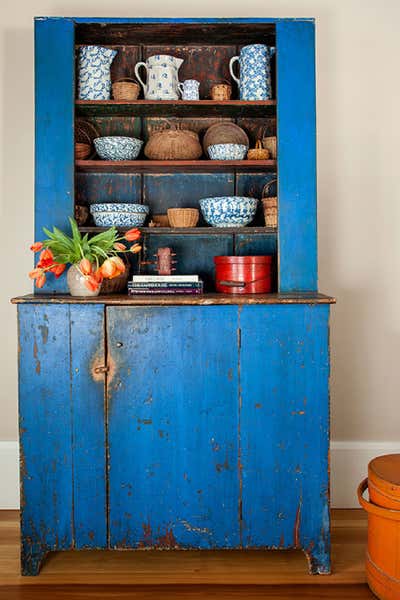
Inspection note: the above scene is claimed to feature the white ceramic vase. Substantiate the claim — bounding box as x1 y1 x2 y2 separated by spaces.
67 264 100 297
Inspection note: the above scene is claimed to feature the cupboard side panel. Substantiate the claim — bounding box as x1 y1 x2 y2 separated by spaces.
276 21 317 292
18 304 73 574
107 305 240 549
240 304 330 573
34 18 75 294
70 304 107 548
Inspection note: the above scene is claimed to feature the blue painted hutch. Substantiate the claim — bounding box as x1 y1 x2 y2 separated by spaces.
13 17 334 575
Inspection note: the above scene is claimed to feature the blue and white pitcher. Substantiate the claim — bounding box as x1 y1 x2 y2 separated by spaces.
134 55 183 100
78 46 117 100
229 44 274 101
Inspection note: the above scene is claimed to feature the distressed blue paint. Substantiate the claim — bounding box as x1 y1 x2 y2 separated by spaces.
67 18 315 24
76 173 142 205
142 233 233 291
18 304 73 574
70 305 107 549
240 304 330 573
276 21 317 292
143 173 234 219
107 306 240 549
35 18 75 294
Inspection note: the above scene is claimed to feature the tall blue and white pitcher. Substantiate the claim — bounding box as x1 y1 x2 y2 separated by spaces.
229 44 274 101
78 46 117 100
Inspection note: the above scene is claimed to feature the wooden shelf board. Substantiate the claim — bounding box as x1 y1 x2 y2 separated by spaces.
79 226 277 235
76 160 277 173
11 293 336 306
76 99 277 117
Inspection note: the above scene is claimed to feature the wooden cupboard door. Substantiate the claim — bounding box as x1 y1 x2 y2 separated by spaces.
106 306 239 549
239 304 331 573
18 304 107 575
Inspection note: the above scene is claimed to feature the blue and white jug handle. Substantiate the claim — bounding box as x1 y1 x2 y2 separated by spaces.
269 46 276 57
177 82 185 97
229 56 240 85
134 62 148 94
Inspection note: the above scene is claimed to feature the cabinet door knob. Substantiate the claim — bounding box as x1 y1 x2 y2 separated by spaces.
116 342 123 348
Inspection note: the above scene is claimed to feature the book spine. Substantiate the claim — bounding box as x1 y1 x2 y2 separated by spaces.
131 276 199 283
128 282 203 289
128 288 203 295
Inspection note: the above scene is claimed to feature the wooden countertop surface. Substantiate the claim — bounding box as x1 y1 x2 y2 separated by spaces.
11 293 336 305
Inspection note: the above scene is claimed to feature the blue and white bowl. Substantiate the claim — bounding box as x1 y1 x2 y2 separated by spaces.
94 136 143 161
207 144 248 161
199 196 258 227
90 203 148 213
90 203 149 227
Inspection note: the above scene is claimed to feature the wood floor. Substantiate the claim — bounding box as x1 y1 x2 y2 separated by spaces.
0 509 374 599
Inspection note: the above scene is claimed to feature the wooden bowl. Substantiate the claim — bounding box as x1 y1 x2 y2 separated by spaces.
167 208 199 228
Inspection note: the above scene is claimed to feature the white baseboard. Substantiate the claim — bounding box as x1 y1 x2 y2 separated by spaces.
0 441 20 509
1 440 400 509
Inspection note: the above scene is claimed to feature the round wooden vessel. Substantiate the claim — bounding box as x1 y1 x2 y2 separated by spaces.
358 454 400 600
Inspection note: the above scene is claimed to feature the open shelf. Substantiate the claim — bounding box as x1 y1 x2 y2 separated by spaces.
79 226 277 235
76 99 277 118
76 159 277 173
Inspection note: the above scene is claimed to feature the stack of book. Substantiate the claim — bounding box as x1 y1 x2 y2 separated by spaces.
128 275 204 295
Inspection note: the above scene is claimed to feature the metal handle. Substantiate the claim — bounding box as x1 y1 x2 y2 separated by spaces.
229 56 240 85
218 277 269 288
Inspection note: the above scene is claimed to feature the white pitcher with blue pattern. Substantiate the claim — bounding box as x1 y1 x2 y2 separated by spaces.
229 44 274 101
134 55 184 100
78 46 117 100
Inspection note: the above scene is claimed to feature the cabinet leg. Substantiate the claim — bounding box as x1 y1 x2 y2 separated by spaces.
21 542 48 576
304 545 331 575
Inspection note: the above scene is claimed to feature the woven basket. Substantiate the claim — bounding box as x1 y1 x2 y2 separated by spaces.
247 140 270 160
75 119 99 159
144 127 203 160
100 258 130 294
261 135 277 159
203 122 249 153
112 78 140 100
262 179 278 228
75 142 91 160
167 208 199 228
211 83 232 101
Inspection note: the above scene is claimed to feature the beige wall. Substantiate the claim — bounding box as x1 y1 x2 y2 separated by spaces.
1 0 399 443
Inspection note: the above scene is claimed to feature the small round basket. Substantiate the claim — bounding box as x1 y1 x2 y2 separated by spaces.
75 142 91 160
261 135 277 159
262 179 278 228
203 122 249 153
167 208 199 228
211 83 232 101
112 78 140 101
247 140 270 160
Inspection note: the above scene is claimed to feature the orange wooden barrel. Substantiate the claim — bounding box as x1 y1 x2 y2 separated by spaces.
358 454 400 600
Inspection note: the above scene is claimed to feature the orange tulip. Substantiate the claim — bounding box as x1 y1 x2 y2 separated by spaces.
110 256 125 273
79 258 92 275
93 268 104 284
130 244 142 254
50 263 66 278
100 258 117 279
114 242 126 251
37 248 54 269
84 275 100 292
125 228 141 242
30 242 43 252
36 273 46 288
28 268 43 280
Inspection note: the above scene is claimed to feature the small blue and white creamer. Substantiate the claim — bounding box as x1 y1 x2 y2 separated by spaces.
229 44 274 101
78 46 117 100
